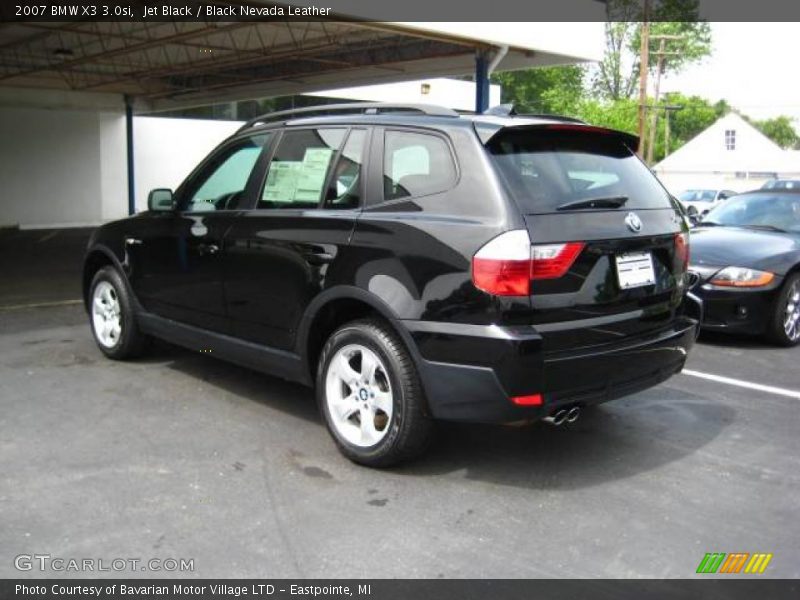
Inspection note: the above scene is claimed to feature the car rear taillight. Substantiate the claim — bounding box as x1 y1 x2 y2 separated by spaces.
472 231 584 296
675 232 689 272
531 242 585 280
472 230 531 296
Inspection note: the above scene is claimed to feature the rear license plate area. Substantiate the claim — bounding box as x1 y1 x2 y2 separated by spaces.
615 251 656 289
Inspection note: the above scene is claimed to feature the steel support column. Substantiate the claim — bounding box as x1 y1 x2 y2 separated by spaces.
125 95 135 216
475 51 489 114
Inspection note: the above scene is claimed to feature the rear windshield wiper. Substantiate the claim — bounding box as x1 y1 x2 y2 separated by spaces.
556 196 629 211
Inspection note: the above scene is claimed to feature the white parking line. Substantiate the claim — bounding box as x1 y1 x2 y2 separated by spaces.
683 369 800 400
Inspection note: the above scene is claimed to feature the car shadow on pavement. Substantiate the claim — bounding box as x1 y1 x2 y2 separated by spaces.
140 341 734 491
142 340 321 424
402 390 735 490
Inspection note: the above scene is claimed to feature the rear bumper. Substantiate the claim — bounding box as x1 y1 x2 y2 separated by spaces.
405 316 698 424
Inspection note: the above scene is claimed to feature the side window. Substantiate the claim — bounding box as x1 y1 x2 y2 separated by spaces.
259 128 346 209
324 129 367 209
184 134 270 213
383 130 456 201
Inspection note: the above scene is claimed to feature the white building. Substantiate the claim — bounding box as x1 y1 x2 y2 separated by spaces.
653 112 800 195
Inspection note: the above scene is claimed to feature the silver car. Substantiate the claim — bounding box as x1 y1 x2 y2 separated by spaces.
678 189 737 216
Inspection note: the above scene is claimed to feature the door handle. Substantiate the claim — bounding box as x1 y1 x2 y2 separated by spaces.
198 243 219 256
125 237 142 246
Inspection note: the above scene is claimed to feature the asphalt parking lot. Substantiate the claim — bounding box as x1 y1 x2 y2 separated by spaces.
1 229 799 579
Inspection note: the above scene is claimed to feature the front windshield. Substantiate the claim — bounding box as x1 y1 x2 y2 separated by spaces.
703 193 800 233
679 189 716 202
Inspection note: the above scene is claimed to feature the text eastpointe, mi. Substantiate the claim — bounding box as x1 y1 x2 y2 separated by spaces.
144 4 333 18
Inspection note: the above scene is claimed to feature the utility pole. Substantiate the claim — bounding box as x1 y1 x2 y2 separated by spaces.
645 35 682 164
662 104 682 157
636 0 650 158
641 103 683 161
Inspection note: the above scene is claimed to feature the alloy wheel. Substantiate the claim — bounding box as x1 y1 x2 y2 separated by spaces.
784 280 800 341
92 281 122 348
325 344 393 447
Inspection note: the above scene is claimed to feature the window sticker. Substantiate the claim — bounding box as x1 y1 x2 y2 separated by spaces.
263 161 302 203
295 147 334 201
263 147 334 203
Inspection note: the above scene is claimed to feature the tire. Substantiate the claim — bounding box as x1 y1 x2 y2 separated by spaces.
89 266 150 359
766 273 800 347
316 318 433 467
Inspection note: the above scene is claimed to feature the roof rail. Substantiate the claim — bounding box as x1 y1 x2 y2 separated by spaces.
482 104 586 124
238 102 459 132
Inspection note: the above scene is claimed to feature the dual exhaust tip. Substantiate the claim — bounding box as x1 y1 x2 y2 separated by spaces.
542 406 581 426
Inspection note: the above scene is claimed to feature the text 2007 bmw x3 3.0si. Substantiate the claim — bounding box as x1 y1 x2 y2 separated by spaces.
83 103 701 467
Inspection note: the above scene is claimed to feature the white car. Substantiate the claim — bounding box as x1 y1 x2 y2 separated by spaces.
677 189 737 216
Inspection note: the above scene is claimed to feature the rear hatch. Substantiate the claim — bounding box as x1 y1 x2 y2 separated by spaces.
485 124 689 352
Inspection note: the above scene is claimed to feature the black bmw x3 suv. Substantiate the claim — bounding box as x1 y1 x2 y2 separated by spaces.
83 102 700 467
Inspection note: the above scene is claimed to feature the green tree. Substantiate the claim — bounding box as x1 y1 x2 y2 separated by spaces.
575 98 639 134
594 0 711 100
596 1 642 100
491 65 585 114
566 94 728 163
642 93 728 162
753 116 800 149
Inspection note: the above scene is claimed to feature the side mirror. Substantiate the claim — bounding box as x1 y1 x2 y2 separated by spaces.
688 214 702 227
147 188 174 212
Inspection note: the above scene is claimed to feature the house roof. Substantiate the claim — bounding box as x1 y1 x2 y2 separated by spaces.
654 112 800 174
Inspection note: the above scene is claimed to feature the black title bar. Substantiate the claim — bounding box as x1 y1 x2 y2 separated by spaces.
3 579 800 600
2 0 800 22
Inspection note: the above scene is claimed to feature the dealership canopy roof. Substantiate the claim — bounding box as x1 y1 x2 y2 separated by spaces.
0 13 603 112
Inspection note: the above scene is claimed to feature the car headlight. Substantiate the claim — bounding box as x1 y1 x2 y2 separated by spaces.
709 266 775 287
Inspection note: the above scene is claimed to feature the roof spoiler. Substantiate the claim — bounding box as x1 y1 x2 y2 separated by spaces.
474 120 640 153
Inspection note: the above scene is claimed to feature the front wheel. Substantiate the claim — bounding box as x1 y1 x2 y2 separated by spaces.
89 266 150 359
767 273 800 346
316 319 433 467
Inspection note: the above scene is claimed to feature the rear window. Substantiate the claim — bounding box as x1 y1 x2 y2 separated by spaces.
486 128 672 214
